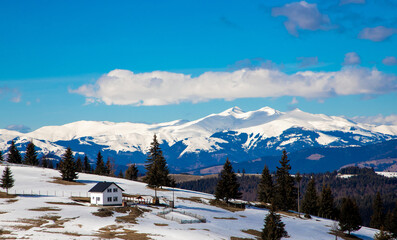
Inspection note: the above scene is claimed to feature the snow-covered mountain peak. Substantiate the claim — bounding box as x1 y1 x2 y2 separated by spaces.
219 106 244 116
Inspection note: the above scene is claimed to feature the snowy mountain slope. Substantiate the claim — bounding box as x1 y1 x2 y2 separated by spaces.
1 106 396 172
0 164 378 239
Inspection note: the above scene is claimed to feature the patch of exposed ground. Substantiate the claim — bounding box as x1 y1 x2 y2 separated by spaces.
28 207 61 212
209 200 245 212
97 225 151 240
49 177 85 185
213 217 238 220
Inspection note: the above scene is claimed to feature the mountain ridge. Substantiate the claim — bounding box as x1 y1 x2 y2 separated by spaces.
1 106 396 173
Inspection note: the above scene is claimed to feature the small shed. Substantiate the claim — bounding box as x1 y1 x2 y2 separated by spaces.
88 182 124 206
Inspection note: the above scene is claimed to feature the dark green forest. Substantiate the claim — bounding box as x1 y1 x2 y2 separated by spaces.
177 167 397 227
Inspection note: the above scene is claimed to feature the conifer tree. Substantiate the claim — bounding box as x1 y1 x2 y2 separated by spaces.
215 158 242 203
1 166 14 194
339 197 362 235
385 202 397 238
47 159 54 169
302 176 318 216
318 185 336 219
144 135 173 203
59 147 78 181
117 170 124 178
75 156 83 172
370 192 385 229
258 165 273 204
7 140 22 164
24 141 38 166
94 152 106 175
262 205 288 240
0 150 3 162
125 164 139 181
83 155 91 173
105 158 114 176
295 172 302 217
373 227 393 240
274 150 296 211
41 155 48 168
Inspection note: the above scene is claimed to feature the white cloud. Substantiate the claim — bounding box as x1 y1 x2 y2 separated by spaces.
272 1 332 36
382 56 397 66
351 114 397 125
358 26 397 42
297 56 319 68
71 67 397 106
0 87 21 103
340 0 365 5
343 52 361 65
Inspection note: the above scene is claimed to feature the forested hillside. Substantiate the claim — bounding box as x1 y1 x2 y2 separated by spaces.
177 167 397 227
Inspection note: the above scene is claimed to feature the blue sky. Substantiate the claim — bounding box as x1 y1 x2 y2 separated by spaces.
1 0 396 131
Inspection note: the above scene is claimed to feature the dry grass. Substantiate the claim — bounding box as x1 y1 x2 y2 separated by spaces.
0 229 11 235
5 199 18 204
154 223 168 226
70 196 90 203
116 207 148 224
28 207 61 212
242 229 261 238
43 216 78 228
213 216 238 220
239 215 247 218
49 177 85 185
0 211 7 215
0 192 17 198
209 200 245 212
92 208 113 217
177 196 204 204
13 218 49 230
46 201 83 206
97 225 151 240
329 230 363 240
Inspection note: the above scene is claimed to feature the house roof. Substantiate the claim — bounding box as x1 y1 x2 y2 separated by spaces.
88 182 125 193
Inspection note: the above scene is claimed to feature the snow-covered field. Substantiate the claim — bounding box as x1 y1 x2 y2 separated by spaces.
0 164 378 239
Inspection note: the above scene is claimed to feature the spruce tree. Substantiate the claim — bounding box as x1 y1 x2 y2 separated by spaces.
94 152 106 175
59 147 78 181
83 155 91 173
75 156 83 172
339 197 362 235
295 172 302 217
274 150 296 211
117 170 124 178
47 159 54 169
144 135 173 203
302 176 318 216
385 202 397 238
318 185 336 219
373 227 393 240
24 141 38 166
370 192 385 229
125 164 139 181
105 158 113 176
41 155 48 168
7 140 22 164
1 166 14 194
262 206 288 240
0 150 3 162
258 165 273 204
214 158 242 203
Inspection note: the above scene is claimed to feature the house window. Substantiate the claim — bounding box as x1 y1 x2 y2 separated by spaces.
107 188 112 192
107 197 112 202
92 197 94 199
96 197 100 201
113 197 118 202
113 188 118 192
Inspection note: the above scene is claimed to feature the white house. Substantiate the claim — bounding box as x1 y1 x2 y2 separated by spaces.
88 182 124 206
